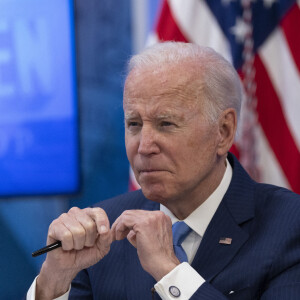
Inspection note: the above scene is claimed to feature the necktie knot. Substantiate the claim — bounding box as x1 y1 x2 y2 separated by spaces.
172 221 192 245
172 221 192 262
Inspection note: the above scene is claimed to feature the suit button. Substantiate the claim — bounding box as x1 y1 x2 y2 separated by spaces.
169 286 181 297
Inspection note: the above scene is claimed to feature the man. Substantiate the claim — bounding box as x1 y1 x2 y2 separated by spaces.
27 42 300 299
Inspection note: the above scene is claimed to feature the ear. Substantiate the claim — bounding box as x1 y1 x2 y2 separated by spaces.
217 108 237 156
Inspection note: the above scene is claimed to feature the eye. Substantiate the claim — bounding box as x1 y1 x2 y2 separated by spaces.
126 121 142 132
161 121 174 127
128 121 139 127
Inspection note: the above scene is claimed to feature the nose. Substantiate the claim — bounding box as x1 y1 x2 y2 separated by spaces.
138 125 160 156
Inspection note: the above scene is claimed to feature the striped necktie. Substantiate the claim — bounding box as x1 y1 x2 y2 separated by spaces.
172 221 192 263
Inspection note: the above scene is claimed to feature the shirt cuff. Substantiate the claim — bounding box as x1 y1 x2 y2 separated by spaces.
27 276 71 300
154 262 205 299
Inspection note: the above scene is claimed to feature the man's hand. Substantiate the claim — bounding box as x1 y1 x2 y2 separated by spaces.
36 207 112 300
111 210 180 281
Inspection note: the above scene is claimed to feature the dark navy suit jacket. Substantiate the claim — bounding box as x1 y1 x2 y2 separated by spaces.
70 153 300 299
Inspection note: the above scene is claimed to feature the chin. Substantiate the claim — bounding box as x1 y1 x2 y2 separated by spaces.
140 183 170 204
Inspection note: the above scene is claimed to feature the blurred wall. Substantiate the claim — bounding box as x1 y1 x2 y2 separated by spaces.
0 0 132 298
71 0 131 208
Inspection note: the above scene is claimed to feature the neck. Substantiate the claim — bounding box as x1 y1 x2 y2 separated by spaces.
166 158 227 220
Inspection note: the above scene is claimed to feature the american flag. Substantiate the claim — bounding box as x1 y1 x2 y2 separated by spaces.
130 0 300 195
219 237 233 245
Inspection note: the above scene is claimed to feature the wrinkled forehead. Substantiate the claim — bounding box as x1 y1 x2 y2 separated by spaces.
123 63 205 109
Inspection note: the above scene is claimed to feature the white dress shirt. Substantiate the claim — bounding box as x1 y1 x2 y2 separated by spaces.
27 160 232 300
155 160 232 299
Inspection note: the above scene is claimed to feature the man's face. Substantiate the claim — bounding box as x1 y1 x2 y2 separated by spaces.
124 65 222 207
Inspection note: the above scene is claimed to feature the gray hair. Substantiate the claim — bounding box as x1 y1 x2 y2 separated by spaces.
128 42 242 124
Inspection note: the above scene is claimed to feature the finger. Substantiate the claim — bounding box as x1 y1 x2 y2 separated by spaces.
96 225 112 254
114 223 131 241
111 215 126 241
111 212 138 241
69 207 98 247
127 230 137 248
48 218 74 251
111 214 123 239
85 207 110 235
85 207 112 255
111 214 125 241
112 209 154 241
60 213 86 250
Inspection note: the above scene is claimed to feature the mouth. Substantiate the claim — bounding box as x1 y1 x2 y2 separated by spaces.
139 169 164 173
138 169 171 178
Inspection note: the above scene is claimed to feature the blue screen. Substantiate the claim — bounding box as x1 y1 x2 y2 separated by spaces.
0 0 80 196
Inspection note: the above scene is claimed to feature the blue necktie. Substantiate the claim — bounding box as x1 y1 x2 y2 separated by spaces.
172 221 192 262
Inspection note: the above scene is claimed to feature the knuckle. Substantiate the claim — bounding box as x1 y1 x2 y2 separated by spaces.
119 213 127 222
85 220 96 231
93 207 104 214
140 218 150 227
69 206 80 214
93 207 108 220
121 210 132 219
60 213 68 221
61 230 72 242
73 227 86 238
49 219 59 228
149 213 159 223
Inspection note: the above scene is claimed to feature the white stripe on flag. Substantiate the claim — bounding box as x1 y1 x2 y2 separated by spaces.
259 28 300 151
146 32 160 47
131 0 149 54
256 125 290 189
168 0 232 63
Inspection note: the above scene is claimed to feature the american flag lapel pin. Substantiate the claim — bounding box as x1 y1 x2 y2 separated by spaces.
219 237 232 245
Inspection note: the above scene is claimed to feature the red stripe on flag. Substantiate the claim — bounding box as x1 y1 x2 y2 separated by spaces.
255 55 300 193
129 180 137 192
281 4 300 73
155 0 188 42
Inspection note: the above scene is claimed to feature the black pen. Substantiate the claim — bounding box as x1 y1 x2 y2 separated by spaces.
32 241 62 257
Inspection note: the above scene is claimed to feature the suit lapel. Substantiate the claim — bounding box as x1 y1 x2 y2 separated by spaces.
191 200 249 281
192 153 256 282
125 197 160 300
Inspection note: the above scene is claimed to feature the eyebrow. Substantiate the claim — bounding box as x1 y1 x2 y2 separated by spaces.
124 113 138 120
156 108 187 119
124 113 184 124
155 114 181 121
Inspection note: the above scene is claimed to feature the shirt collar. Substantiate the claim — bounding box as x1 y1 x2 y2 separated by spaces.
160 159 232 237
